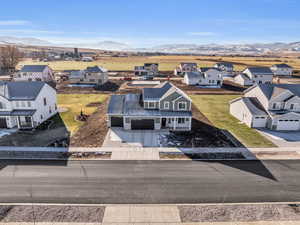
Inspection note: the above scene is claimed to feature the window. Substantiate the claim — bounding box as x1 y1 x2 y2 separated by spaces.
55 104 57 110
21 101 25 107
273 103 277 109
178 118 185 124
16 102 20 108
164 102 169 110
178 102 187 110
89 79 95 82
148 102 156 109
43 98 47 106
27 101 31 107
40 115 43 120
49 106 52 114
0 102 5 109
290 104 294 110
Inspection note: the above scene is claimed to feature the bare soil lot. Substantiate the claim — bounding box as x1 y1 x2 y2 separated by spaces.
0 205 105 223
179 204 300 223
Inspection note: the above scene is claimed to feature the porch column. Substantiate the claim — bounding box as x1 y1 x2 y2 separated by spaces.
31 116 34 128
173 117 176 130
17 116 20 129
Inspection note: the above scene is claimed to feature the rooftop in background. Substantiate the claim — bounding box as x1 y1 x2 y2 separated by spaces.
272 63 293 68
245 67 274 74
20 65 49 73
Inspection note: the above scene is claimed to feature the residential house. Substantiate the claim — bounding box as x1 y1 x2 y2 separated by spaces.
214 62 234 75
183 67 223 86
15 65 54 82
270 64 293 76
0 81 57 129
174 62 198 76
134 63 159 76
242 67 274 84
233 73 254 86
69 66 108 85
230 84 300 131
107 82 192 131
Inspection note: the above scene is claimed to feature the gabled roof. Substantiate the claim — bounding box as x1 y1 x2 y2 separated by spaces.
0 81 48 100
272 63 292 68
245 84 300 100
143 82 173 100
107 95 125 115
20 65 48 73
230 97 267 116
85 66 107 73
235 73 251 80
245 67 273 75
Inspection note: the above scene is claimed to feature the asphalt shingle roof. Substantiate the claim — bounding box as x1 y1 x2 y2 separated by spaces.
185 72 201 79
20 65 48 73
143 82 173 100
256 84 300 100
272 63 292 68
0 81 47 100
107 95 125 115
246 67 273 75
85 66 106 73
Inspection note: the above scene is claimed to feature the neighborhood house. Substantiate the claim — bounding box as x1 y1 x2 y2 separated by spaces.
174 62 198 76
241 67 274 84
134 63 159 76
183 67 223 86
69 66 108 85
230 84 300 131
234 73 255 86
15 65 54 82
214 62 234 75
270 64 293 77
107 82 192 131
0 81 57 129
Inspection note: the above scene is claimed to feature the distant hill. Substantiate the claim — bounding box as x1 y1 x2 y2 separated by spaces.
0 36 52 46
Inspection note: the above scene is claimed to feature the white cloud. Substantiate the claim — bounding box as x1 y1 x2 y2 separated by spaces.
0 20 30 26
187 32 216 36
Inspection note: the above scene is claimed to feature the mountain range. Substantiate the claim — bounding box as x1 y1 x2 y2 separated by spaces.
1 36 300 54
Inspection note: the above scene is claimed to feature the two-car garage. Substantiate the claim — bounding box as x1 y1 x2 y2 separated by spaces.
109 116 155 130
276 119 300 131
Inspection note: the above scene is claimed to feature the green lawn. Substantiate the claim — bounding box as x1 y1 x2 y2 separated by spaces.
58 94 107 135
191 95 276 148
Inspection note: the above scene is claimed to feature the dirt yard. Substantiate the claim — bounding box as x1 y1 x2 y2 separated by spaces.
69 98 109 147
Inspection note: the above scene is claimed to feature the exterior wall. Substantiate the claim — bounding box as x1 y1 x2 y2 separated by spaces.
230 100 253 127
268 91 294 111
159 91 191 111
285 96 300 112
271 67 293 76
199 69 223 86
175 64 198 75
15 67 54 82
234 75 253 86
184 74 199 85
244 86 269 110
70 72 108 85
244 69 273 84
31 84 57 127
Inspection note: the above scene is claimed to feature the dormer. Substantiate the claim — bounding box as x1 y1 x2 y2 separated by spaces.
269 87 294 110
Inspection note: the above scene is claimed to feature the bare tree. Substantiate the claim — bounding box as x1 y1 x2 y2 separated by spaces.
0 45 23 72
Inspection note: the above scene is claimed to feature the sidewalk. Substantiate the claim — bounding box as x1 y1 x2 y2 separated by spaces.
0 146 299 160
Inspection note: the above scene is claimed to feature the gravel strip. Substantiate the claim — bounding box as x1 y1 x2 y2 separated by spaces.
179 204 300 222
0 205 105 223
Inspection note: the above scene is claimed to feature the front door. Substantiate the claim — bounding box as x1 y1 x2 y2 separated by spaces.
162 118 167 128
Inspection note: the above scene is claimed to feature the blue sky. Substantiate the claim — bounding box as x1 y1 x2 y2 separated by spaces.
0 0 300 47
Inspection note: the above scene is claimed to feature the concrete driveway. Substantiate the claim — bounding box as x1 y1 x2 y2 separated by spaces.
257 129 300 147
103 128 169 147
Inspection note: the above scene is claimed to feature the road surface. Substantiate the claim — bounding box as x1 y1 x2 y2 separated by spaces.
0 160 299 204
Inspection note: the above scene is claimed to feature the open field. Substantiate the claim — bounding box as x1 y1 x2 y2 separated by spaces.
19 55 300 71
57 94 107 135
190 95 276 148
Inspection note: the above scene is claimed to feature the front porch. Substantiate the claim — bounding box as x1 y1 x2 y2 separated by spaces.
160 117 192 131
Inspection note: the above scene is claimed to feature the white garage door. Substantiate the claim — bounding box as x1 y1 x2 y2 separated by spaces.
252 117 267 128
277 120 300 131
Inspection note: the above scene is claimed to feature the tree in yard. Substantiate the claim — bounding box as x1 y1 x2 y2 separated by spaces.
0 45 23 72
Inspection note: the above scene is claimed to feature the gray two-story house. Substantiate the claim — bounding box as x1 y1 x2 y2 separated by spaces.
107 82 192 131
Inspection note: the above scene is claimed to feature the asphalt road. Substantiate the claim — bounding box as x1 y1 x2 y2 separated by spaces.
0 160 299 204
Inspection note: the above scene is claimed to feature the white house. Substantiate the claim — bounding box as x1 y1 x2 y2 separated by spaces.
174 62 198 76
230 84 300 131
15 65 54 82
0 81 57 129
233 73 254 86
270 64 293 77
242 67 274 84
184 68 223 86
214 62 234 76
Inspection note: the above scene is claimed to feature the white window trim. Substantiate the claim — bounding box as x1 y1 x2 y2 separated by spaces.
148 101 156 109
164 102 170 110
178 102 187 110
